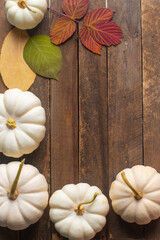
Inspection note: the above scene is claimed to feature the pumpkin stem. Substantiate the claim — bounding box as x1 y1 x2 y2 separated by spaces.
74 192 99 216
17 0 37 13
6 117 16 130
121 171 143 200
8 159 25 200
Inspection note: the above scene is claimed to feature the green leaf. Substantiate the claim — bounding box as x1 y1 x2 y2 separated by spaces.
23 35 62 80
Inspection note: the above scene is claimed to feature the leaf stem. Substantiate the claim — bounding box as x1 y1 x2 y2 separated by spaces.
121 171 143 200
47 7 80 24
8 159 25 200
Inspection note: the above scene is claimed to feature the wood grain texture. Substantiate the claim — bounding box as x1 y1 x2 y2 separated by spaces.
0 1 10 94
79 0 108 188
50 0 79 239
19 5 51 240
79 0 108 239
0 2 51 240
142 0 160 239
0 0 160 239
0 1 18 240
20 82 50 240
108 239 145 240
107 0 144 239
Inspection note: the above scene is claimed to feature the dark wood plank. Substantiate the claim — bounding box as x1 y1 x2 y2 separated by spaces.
19 4 51 240
0 228 19 240
0 4 11 92
108 239 145 240
20 82 51 240
0 1 51 240
0 70 50 240
50 0 79 239
0 2 18 240
142 0 160 239
79 0 108 239
79 0 107 188
107 0 144 239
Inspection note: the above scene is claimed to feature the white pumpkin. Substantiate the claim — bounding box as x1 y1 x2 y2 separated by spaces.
49 183 109 240
0 160 49 230
109 165 160 225
0 88 46 158
5 0 47 30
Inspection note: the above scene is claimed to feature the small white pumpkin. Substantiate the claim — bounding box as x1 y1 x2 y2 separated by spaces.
49 183 109 240
5 0 47 30
109 165 160 225
0 88 46 158
0 159 49 230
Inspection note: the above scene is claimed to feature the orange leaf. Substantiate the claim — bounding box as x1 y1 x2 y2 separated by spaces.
0 28 36 91
79 26 101 55
51 16 76 45
62 0 89 19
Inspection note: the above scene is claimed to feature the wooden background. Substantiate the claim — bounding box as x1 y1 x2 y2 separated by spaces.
0 0 160 239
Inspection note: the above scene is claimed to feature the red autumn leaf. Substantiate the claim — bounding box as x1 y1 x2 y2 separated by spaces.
84 8 114 22
79 26 101 55
79 8 123 53
50 2 123 53
62 0 89 19
90 21 123 46
51 17 76 45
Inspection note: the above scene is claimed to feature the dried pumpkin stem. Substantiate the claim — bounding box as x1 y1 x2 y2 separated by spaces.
8 159 25 200
121 171 143 200
74 192 99 216
6 117 16 130
18 0 36 13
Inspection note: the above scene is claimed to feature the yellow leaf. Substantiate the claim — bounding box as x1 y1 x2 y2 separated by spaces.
0 28 36 91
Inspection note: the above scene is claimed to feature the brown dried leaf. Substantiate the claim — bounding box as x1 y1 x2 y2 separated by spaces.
0 28 36 91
